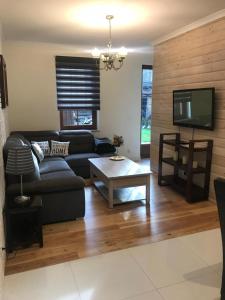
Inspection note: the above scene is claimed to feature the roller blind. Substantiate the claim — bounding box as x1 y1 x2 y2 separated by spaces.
55 56 100 110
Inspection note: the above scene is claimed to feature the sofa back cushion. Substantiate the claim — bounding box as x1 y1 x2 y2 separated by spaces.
60 130 95 154
11 131 60 143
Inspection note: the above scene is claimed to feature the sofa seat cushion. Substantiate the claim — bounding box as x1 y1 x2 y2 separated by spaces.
65 153 100 168
40 170 85 191
39 157 71 174
41 170 76 180
7 171 85 195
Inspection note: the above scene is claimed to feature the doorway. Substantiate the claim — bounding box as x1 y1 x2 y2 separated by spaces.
140 65 153 158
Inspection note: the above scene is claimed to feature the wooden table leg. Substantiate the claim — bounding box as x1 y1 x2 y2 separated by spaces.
146 174 150 205
90 166 94 185
108 181 114 209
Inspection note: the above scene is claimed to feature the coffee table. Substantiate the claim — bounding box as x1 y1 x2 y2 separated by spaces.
89 157 152 208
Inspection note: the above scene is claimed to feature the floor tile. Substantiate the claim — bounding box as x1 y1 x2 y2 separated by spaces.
70 249 155 300
123 290 163 300
3 263 80 300
179 229 222 265
159 268 221 300
129 237 207 288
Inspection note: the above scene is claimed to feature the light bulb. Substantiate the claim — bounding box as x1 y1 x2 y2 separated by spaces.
118 47 128 58
91 48 101 58
101 54 107 62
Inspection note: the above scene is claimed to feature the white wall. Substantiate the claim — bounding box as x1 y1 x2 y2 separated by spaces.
3 40 152 160
0 24 9 300
100 54 152 160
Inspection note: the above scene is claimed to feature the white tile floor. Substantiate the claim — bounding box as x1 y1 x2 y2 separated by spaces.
3 228 222 300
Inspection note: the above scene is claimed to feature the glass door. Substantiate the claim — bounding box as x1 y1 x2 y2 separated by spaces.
140 65 153 158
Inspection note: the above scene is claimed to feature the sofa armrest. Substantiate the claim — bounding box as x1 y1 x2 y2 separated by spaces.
95 138 116 154
7 176 85 196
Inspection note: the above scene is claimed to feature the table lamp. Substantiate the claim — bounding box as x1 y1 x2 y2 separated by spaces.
6 146 35 205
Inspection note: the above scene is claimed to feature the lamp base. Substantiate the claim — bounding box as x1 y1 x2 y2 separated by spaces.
14 195 31 206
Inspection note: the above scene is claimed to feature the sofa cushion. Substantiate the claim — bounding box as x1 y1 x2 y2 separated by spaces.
41 170 76 180
10 134 31 146
32 143 44 162
41 157 64 162
11 131 60 143
39 158 71 174
7 172 85 195
65 153 100 168
60 134 95 154
32 141 51 156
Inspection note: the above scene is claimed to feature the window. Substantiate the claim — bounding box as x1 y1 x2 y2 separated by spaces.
60 110 97 130
55 56 100 130
141 65 153 144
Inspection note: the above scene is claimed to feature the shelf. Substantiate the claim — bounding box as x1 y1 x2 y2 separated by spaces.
162 157 207 174
159 133 213 203
162 139 180 146
160 175 206 202
179 143 208 152
162 139 208 152
94 180 146 205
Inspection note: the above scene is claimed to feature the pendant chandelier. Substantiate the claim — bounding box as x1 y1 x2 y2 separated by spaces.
91 15 128 71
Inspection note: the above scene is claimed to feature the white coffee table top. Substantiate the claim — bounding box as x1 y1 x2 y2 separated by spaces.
89 157 152 179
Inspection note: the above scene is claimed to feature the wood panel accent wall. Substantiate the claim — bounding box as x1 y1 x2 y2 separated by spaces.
151 16 225 200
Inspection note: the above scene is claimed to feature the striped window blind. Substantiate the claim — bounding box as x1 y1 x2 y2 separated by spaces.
55 56 100 110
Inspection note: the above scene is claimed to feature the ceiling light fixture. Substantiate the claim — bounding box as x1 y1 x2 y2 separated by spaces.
91 15 128 71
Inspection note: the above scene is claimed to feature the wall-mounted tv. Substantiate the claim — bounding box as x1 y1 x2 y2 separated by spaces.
173 88 215 130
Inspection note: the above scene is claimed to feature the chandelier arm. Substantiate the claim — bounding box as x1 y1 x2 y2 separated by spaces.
112 59 124 71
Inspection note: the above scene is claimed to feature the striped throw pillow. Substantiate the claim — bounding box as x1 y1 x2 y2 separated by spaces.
32 143 44 162
31 141 50 157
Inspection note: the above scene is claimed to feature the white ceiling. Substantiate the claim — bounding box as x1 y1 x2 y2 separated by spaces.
1 0 225 52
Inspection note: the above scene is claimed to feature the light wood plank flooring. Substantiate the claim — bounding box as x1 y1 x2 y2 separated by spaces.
5 165 219 275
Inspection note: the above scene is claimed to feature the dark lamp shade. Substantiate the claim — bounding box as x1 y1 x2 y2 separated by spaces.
6 146 35 175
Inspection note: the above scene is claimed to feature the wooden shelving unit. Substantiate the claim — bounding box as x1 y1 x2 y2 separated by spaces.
158 133 213 203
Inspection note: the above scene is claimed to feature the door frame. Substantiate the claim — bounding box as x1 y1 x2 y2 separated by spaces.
140 64 153 159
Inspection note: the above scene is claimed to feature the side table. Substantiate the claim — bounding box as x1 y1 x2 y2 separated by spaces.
4 195 43 253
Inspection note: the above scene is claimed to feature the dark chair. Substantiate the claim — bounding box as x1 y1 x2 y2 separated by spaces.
214 178 225 299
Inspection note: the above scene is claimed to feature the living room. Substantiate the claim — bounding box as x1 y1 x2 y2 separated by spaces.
1 1 225 300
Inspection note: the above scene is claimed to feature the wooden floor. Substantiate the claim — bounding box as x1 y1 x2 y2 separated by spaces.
5 162 219 275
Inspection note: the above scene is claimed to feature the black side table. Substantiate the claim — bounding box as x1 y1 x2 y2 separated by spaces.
5 195 43 253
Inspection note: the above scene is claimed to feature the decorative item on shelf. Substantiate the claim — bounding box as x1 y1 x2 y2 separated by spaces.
173 151 178 162
110 135 125 161
91 15 128 71
192 161 198 168
6 146 35 206
182 155 188 165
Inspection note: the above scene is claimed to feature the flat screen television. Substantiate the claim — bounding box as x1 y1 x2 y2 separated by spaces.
173 88 215 130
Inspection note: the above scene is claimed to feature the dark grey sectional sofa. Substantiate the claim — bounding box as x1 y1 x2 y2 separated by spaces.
4 130 115 224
